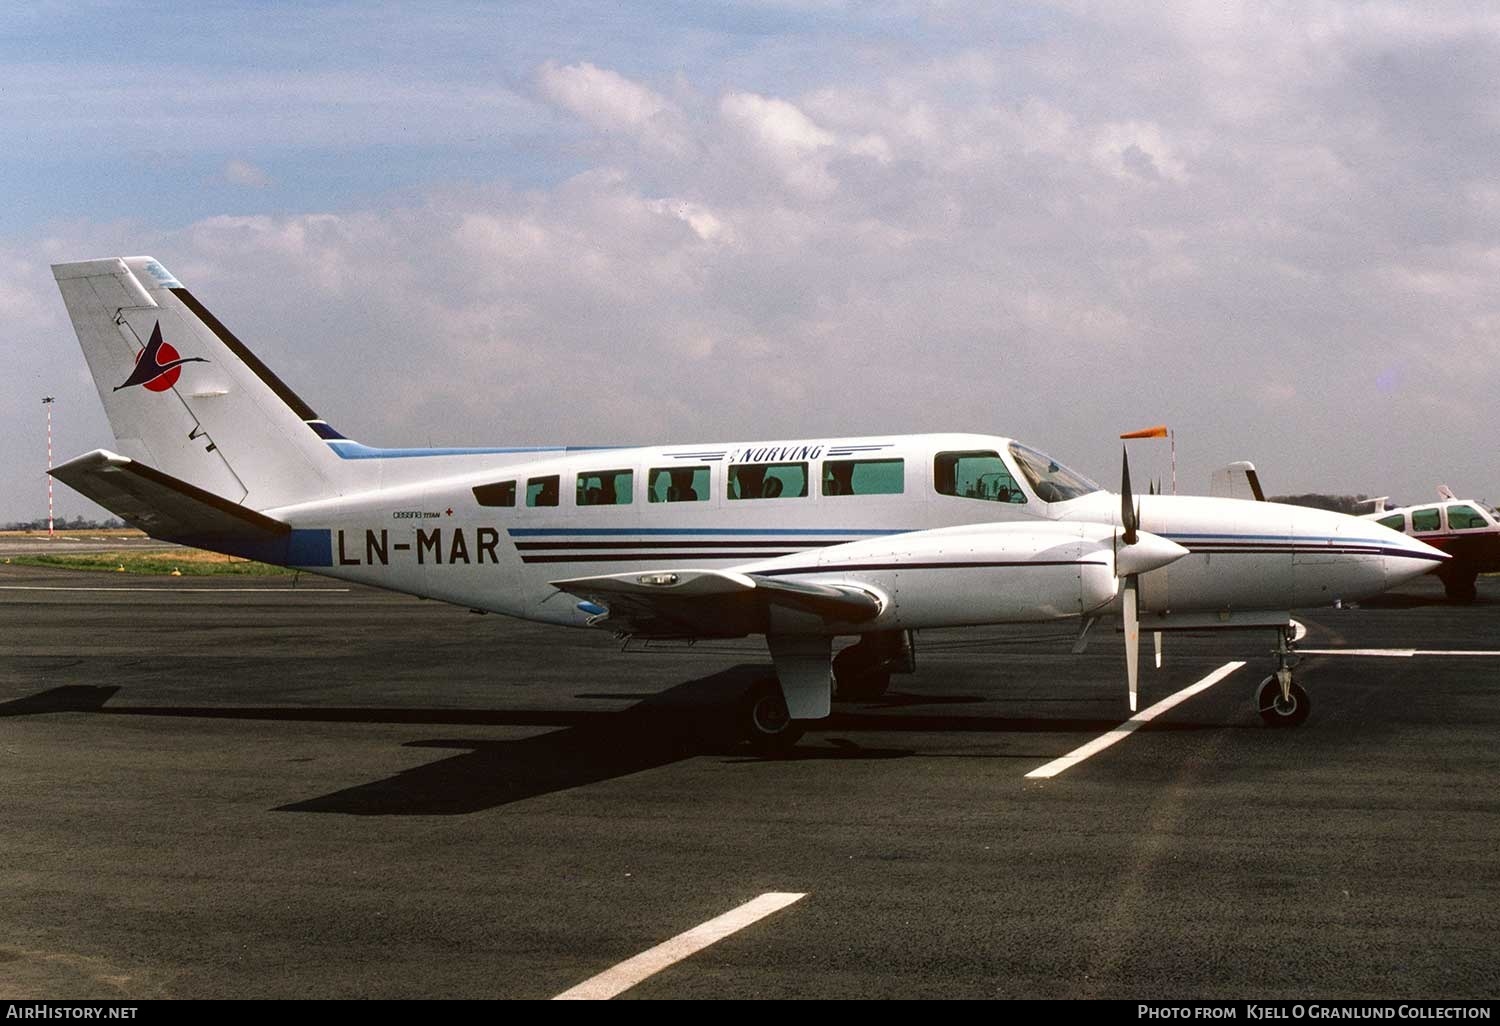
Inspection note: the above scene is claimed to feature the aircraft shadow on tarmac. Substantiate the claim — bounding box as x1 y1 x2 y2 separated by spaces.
0 666 1222 816
1355 592 1488 610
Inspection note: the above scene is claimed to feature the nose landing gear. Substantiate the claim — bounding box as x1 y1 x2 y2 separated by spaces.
1257 625 1310 727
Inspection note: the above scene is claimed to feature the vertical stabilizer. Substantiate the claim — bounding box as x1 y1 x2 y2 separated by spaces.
53 257 353 511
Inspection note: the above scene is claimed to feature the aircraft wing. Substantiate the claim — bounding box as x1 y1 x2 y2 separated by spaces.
550 567 883 637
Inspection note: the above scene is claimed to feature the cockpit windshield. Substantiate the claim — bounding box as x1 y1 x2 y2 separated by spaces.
1007 442 1103 503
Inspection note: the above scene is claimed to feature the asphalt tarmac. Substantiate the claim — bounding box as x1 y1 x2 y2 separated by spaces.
2 564 1497 1000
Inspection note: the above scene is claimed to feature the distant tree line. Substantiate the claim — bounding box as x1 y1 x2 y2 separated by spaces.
3 515 126 531
1269 494 1379 516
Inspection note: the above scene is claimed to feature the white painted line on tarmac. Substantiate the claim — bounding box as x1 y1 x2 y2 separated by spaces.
0 585 350 593
553 892 806 1001
1024 661 1246 780
1300 648 1500 658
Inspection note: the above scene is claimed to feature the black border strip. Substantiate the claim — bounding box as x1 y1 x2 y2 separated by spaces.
170 287 319 421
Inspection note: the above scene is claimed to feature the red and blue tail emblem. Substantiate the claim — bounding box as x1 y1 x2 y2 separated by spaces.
114 321 206 393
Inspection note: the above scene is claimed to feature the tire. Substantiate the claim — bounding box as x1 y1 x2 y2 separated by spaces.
742 678 806 755
1256 675 1311 728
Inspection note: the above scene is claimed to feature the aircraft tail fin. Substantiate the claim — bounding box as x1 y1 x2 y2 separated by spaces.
52 257 355 513
49 449 332 565
1208 460 1265 502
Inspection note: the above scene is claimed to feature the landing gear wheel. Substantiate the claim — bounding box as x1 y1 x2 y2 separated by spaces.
741 678 806 756
832 646 891 700
1257 674 1311 727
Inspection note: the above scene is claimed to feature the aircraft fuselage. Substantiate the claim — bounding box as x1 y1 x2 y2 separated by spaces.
265 432 1441 635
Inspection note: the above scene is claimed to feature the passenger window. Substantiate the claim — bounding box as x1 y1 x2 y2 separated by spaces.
823 458 904 496
1411 508 1440 532
526 475 560 508
648 466 709 503
1376 513 1405 532
934 451 1027 503
728 462 807 500
1447 505 1486 530
576 469 633 506
473 481 516 507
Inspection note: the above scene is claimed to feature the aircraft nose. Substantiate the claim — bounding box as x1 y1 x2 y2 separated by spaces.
1382 532 1448 586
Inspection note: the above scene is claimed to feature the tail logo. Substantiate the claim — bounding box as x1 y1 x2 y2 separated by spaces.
114 322 206 393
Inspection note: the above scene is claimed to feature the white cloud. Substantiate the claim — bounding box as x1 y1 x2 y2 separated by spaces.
538 61 689 155
223 159 272 188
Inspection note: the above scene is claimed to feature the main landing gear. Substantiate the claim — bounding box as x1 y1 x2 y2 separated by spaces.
740 630 918 755
1256 624 1310 727
741 676 807 756
832 630 916 700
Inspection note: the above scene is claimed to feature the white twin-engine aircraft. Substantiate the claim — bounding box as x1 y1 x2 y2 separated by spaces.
49 257 1446 751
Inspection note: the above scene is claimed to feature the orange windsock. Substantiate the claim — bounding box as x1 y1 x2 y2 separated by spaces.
1120 425 1169 439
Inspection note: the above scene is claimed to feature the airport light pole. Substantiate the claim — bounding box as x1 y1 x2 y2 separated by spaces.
42 396 55 537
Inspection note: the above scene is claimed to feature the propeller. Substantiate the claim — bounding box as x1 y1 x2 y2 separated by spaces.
1114 449 1188 707
1119 447 1141 710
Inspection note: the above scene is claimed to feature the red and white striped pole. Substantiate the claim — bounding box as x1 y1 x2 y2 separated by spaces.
42 396 55 538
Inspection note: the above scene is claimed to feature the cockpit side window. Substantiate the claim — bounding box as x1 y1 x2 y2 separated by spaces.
1006 442 1102 503
1410 507 1441 532
933 451 1027 504
1376 513 1406 532
1446 505 1488 530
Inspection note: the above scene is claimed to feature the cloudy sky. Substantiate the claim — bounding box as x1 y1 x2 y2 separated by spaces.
3 1 1497 524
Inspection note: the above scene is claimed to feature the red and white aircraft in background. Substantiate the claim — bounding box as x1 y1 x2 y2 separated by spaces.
1364 488 1499 602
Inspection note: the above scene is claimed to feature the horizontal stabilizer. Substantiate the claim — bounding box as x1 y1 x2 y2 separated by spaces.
48 450 327 568
51 449 286 539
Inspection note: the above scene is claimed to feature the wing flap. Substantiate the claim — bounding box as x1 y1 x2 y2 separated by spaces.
550 568 882 636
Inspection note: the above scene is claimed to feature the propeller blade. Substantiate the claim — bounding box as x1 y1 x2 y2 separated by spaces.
1154 630 1163 669
1124 577 1139 712
1121 447 1138 545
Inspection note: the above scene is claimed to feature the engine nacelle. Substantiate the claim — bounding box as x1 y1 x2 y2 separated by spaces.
742 521 1186 630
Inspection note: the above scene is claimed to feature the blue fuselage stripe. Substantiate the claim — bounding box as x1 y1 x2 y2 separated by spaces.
327 442 627 460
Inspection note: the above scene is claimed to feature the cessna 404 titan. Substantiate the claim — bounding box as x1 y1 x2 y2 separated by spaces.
48 257 1446 750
